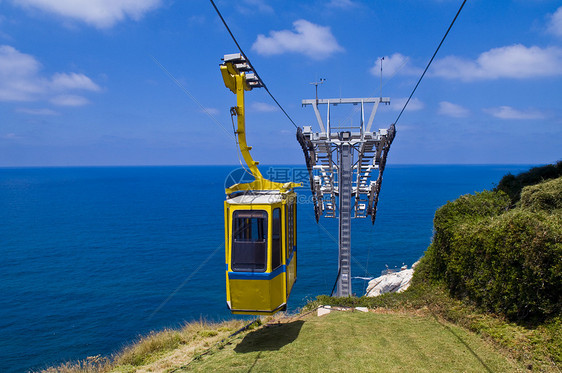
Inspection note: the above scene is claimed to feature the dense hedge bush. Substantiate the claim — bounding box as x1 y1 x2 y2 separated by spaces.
495 161 562 204
419 177 562 321
520 176 562 213
421 191 511 283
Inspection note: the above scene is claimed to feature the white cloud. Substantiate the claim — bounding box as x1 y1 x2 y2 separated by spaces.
432 44 562 81
484 106 545 120
50 94 90 106
252 19 344 60
547 7 562 38
13 0 162 28
251 102 278 112
237 0 273 14
16 107 59 115
438 101 469 118
0 45 100 105
50 73 100 91
327 0 359 9
370 53 421 78
1 133 22 140
384 97 424 112
201 107 219 116
187 15 205 26
0 45 44 101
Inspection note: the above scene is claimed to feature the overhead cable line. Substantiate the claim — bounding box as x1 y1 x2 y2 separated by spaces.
395 0 467 125
209 0 299 129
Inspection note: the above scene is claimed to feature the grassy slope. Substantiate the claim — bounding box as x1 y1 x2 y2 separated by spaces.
47 285 559 373
179 311 520 373
310 284 561 372
44 320 248 373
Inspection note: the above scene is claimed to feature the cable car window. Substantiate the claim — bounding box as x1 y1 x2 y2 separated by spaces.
287 202 294 258
232 210 267 272
293 201 296 251
272 208 281 270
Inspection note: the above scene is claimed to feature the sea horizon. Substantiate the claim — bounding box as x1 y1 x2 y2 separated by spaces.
0 162 545 169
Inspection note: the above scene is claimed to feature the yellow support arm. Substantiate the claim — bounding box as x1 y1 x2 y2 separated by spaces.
221 61 300 194
220 63 263 180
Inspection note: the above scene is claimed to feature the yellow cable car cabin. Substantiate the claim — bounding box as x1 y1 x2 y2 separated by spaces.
225 192 297 314
220 53 300 315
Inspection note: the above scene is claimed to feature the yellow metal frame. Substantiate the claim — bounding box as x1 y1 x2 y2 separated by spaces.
220 62 300 194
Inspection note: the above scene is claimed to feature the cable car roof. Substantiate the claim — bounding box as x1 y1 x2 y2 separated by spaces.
226 193 284 205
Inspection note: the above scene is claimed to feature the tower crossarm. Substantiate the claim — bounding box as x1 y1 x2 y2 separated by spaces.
298 97 395 222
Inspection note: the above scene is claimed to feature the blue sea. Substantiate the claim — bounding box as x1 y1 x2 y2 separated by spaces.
0 164 533 372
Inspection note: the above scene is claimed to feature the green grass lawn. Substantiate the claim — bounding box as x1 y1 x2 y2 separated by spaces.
181 311 522 373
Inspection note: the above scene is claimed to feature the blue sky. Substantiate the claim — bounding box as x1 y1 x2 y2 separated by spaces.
0 0 561 166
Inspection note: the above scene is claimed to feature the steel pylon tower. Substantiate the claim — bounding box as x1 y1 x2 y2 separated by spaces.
297 97 396 297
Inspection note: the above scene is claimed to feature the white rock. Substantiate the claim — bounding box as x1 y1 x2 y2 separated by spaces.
365 260 420 297
355 307 369 312
317 306 331 317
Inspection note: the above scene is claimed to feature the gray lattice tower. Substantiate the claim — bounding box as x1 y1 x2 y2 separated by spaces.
297 98 396 297
338 142 352 296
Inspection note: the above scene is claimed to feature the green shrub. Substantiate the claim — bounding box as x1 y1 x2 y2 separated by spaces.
198 330 218 337
495 161 562 204
520 176 562 212
447 209 562 320
422 177 562 322
427 191 510 282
